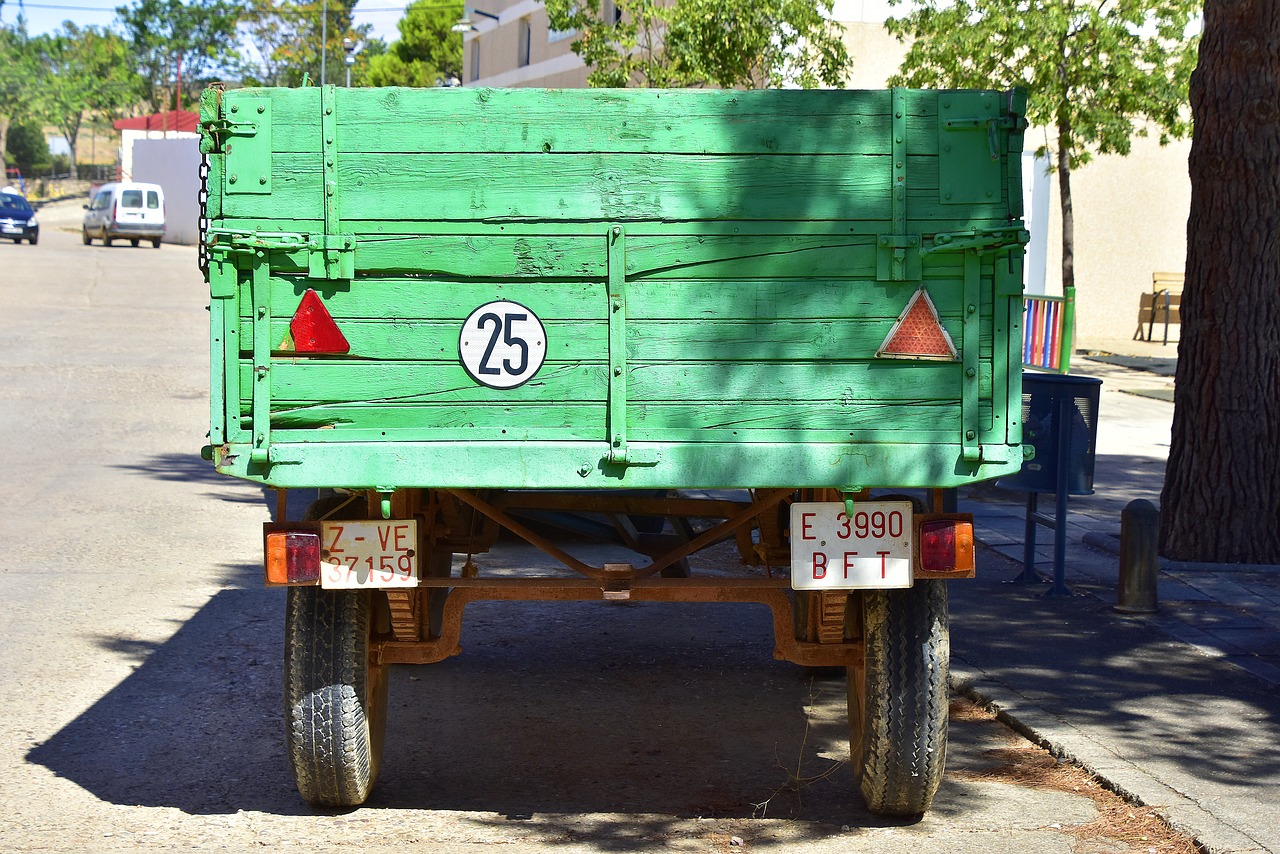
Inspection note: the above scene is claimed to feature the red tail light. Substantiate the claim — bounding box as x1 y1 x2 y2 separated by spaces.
920 519 975 573
264 526 322 585
289 289 350 354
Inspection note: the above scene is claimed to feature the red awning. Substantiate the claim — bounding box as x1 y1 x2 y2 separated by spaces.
114 110 200 133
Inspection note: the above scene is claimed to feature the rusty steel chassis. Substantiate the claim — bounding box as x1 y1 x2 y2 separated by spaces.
294 487 965 670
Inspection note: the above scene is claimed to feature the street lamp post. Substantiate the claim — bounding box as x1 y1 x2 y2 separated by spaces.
320 0 328 86
343 37 361 87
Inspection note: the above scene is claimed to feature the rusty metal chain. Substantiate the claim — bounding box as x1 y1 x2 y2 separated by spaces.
197 154 210 280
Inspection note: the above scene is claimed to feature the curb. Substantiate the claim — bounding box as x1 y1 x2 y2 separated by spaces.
949 664 1263 854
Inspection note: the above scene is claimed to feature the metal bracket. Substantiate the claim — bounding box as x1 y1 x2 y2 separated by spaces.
221 96 271 195
876 233 922 282
249 252 272 465
319 85 348 280
961 253 981 463
604 224 657 467
877 89 921 282
938 92 1009 204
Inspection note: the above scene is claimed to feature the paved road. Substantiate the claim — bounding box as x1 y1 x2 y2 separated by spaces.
0 208 1192 852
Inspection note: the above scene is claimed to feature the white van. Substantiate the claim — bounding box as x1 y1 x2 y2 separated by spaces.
82 182 166 248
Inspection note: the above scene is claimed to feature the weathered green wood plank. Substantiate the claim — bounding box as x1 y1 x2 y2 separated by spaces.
215 218 1017 240
263 399 990 438
224 153 898 222
244 278 609 321
243 317 992 363
228 87 960 156
239 361 992 405
240 277 986 322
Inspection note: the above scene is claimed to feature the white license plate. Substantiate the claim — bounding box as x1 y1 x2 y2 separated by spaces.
319 519 418 589
790 501 914 590
1 226 20 233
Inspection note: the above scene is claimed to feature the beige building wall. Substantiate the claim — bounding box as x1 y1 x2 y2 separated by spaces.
462 0 587 88
1043 135 1190 347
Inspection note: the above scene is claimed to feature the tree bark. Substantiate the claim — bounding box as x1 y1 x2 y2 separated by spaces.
1056 116 1075 293
1160 0 1280 562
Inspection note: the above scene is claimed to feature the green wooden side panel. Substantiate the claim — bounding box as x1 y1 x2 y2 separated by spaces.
203 86 1029 490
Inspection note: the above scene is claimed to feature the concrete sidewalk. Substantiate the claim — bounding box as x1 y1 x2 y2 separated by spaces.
948 352 1280 853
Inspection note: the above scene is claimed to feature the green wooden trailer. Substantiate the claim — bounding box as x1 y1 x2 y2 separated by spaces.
200 84 1030 817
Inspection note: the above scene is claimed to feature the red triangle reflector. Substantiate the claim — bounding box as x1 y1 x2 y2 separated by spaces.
289 289 350 354
877 287 958 361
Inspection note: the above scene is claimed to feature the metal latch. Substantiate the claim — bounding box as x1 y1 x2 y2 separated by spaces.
205 228 355 281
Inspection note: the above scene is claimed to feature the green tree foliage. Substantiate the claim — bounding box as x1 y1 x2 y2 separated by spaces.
116 0 245 111
366 0 461 87
884 0 1199 292
240 0 311 86
6 118 51 176
239 0 383 87
0 25 41 169
544 0 852 89
36 24 137 178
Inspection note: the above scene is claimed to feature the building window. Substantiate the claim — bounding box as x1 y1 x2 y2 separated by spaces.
602 0 622 25
470 39 481 82
517 17 531 67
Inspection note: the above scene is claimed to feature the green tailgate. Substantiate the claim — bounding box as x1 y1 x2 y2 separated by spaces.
201 85 1029 491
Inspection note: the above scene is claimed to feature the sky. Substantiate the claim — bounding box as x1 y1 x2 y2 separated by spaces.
4 0 901 45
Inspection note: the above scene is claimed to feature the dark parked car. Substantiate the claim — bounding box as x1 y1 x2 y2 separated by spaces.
0 190 38 244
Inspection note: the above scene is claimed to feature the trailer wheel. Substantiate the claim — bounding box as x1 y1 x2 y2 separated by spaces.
285 586 389 807
847 580 949 817
283 493 389 806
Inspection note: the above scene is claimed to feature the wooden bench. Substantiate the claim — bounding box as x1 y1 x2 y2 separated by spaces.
1134 272 1183 345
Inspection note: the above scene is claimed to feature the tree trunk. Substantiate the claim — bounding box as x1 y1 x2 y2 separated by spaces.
1056 118 1075 293
0 116 9 177
1160 0 1280 562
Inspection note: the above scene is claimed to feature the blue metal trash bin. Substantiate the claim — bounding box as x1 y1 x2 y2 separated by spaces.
1000 372 1102 595
1002 372 1101 495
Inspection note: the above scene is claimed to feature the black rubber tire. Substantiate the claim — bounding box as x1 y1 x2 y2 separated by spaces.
82 230 91 245
284 587 388 807
104 236 113 247
283 493 388 807
130 238 139 247
29 234 37 245
151 238 161 248
848 580 949 817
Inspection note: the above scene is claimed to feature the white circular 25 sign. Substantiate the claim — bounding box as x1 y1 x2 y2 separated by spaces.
458 301 548 389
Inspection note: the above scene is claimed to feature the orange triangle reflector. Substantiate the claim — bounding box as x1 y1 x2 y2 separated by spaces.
877 287 958 361
289 289 350 354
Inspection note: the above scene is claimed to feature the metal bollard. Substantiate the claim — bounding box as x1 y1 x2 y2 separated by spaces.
1116 499 1159 613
